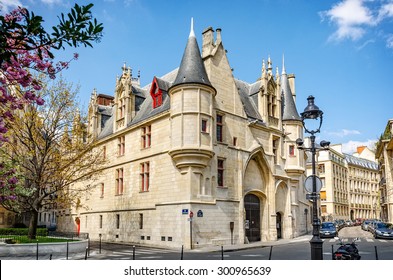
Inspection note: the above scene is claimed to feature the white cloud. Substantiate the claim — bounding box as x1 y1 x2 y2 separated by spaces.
387 34 393 48
341 139 377 153
321 0 393 49
377 2 393 21
320 0 375 41
327 129 361 137
356 39 376 50
0 0 23 13
40 0 61 4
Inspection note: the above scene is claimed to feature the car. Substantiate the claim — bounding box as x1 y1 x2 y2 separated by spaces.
368 219 381 234
345 220 353 227
374 222 393 239
320 222 338 238
361 219 372 231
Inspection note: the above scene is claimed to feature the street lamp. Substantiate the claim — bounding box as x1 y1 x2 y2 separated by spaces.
296 95 330 260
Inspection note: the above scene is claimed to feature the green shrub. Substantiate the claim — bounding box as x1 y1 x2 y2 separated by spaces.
0 227 48 236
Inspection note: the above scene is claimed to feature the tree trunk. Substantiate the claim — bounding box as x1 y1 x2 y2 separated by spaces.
28 209 39 240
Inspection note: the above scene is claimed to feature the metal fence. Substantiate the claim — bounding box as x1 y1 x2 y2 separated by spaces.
0 231 90 260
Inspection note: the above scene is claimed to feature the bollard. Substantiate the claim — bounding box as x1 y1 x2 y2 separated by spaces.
49 254 52 260
331 244 334 260
133 245 136 260
375 246 379 260
85 247 88 260
66 241 69 260
99 234 102 254
221 246 224 260
269 245 273 260
180 245 184 260
36 241 39 260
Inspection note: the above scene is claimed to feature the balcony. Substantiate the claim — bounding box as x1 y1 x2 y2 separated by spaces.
379 177 386 187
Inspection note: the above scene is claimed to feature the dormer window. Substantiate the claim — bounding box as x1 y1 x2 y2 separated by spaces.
150 77 163 108
118 98 125 119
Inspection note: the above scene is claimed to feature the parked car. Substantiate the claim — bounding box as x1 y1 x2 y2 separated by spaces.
368 219 381 234
345 220 353 227
320 222 338 238
334 220 345 231
374 222 393 239
361 219 372 231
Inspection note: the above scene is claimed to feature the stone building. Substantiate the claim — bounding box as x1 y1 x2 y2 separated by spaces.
313 144 349 221
376 119 393 222
0 207 15 228
346 146 379 221
311 144 379 222
58 22 311 248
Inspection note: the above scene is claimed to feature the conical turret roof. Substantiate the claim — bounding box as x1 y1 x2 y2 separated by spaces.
281 60 301 121
172 19 212 88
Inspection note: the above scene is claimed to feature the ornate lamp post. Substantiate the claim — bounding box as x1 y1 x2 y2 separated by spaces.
296 95 330 260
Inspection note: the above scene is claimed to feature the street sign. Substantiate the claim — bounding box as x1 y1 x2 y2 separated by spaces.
182 209 188 215
197 210 203 217
306 193 320 200
304 175 322 193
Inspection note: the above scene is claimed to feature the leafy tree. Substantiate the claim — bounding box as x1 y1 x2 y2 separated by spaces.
0 3 103 202
0 76 106 239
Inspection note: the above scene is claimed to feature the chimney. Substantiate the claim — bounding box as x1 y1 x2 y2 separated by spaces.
202 26 214 58
216 28 222 44
357 146 366 154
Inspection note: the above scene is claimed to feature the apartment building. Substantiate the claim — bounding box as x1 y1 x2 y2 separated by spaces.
310 145 379 222
376 119 393 222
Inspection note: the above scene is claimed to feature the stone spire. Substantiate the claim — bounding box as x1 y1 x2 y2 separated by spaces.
281 56 301 121
172 18 212 87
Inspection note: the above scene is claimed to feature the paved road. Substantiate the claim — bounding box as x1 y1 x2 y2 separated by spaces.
2 226 391 260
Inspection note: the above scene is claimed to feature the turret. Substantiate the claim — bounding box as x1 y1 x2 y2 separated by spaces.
281 57 304 173
168 19 216 171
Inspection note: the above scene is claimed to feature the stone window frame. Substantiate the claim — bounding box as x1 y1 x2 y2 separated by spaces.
115 168 124 195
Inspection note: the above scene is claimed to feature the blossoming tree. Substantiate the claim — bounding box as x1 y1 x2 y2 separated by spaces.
0 3 103 204
1 76 107 239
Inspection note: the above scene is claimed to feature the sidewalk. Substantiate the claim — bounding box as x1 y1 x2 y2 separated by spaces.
189 234 311 253
0 235 312 260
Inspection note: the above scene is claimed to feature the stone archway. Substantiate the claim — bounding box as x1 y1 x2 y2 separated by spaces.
242 150 272 242
275 181 290 239
244 194 261 242
276 212 282 239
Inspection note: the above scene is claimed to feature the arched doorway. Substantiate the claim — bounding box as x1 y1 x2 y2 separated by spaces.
244 194 261 242
276 212 282 239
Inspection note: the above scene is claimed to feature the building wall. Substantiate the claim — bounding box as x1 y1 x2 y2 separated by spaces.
59 26 311 248
0 207 15 228
376 120 393 222
309 144 379 222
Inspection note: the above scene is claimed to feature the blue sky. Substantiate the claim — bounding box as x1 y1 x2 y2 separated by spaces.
2 0 393 154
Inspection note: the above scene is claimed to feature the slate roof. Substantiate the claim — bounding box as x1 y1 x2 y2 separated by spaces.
281 67 301 121
96 70 177 140
235 79 265 125
129 77 172 126
171 25 212 88
344 154 379 170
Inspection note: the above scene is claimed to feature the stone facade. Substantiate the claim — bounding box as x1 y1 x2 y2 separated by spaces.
309 144 379 222
57 23 311 248
376 119 393 223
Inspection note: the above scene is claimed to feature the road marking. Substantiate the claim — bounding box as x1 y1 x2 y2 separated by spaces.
366 239 374 242
242 254 264 257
